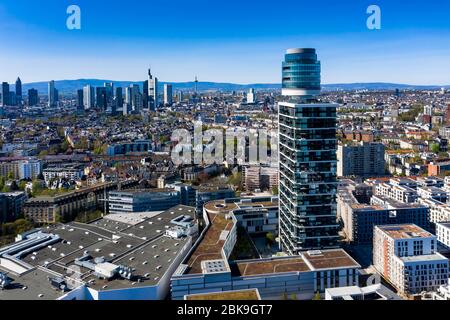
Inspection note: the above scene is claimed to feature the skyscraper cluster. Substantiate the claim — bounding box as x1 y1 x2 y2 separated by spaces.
1 78 23 107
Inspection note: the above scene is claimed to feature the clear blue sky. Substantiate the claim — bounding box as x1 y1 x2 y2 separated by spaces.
1 0 450 84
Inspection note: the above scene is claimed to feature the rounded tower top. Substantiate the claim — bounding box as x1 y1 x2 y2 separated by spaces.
282 48 321 97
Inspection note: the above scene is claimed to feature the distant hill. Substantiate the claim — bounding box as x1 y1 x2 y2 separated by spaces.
21 79 450 95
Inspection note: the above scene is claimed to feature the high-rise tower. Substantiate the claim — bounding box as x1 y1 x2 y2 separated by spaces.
278 48 339 254
48 80 57 107
15 77 22 104
1 82 9 106
148 68 158 111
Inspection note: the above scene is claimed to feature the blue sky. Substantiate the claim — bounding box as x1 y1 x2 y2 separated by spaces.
1 0 450 84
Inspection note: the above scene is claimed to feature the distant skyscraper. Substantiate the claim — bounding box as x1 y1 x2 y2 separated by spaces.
247 88 255 104
9 91 16 106
278 48 339 254
104 82 114 108
131 84 142 112
1 82 10 106
48 80 58 107
28 88 39 106
77 89 84 110
143 80 149 110
124 86 131 104
164 84 173 105
148 68 158 111
15 77 22 104
177 90 183 103
114 87 123 114
83 85 95 110
96 87 108 110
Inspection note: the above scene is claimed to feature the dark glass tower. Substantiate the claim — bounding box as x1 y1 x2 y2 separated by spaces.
278 48 339 254
15 77 22 104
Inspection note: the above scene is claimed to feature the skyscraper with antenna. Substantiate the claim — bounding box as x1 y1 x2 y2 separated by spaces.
194 75 198 94
148 67 158 111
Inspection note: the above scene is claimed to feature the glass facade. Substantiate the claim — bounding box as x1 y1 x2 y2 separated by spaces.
279 48 339 254
282 48 321 97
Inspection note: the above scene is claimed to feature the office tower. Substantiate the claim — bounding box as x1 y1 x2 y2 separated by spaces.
96 87 108 110
105 82 114 92
177 90 183 103
104 82 114 107
15 77 22 104
337 142 385 177
143 80 149 110
148 68 158 111
28 89 39 106
125 86 132 105
278 48 339 254
83 85 95 110
77 89 84 110
164 84 173 105
48 80 58 107
9 92 16 106
130 84 142 112
1 82 10 106
247 88 255 104
115 87 123 107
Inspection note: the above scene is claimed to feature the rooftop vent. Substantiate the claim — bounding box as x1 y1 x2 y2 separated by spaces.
307 250 323 256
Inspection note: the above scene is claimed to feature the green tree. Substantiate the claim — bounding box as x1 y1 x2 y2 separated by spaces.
18 181 27 191
7 172 14 180
313 291 321 300
0 176 5 190
227 172 242 188
266 232 275 246
31 180 43 197
272 185 279 195
430 143 440 154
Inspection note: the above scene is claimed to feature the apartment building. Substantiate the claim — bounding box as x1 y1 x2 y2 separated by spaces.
43 165 84 185
338 190 429 244
436 222 450 249
108 189 181 214
337 142 385 177
417 186 448 203
373 224 449 295
417 198 450 224
243 165 279 192
375 183 418 203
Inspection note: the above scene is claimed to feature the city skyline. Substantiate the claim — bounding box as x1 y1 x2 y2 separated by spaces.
1 0 450 84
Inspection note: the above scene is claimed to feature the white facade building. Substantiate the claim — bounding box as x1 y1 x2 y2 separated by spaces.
18 159 42 180
436 222 450 249
164 84 173 105
83 85 95 110
373 224 449 295
375 183 418 203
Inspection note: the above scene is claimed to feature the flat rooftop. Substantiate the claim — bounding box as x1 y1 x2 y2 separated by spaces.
377 224 433 239
399 253 449 263
185 211 234 274
0 205 197 300
231 249 360 277
0 267 82 300
437 222 450 229
185 289 260 300
232 257 310 276
204 198 278 214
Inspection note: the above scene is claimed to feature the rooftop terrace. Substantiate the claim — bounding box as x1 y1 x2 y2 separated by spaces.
378 224 433 239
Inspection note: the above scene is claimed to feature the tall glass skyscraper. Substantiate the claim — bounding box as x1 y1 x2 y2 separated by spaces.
148 68 158 111
15 77 22 104
278 48 339 254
